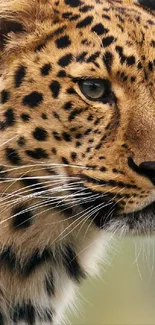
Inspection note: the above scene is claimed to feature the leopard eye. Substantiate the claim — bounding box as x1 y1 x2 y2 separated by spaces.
78 79 111 102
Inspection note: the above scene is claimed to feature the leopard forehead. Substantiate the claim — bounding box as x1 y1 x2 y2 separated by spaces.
1 0 155 62
0 0 154 142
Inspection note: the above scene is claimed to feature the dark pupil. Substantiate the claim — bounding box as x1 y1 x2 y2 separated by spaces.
88 82 99 91
86 81 100 92
83 80 105 99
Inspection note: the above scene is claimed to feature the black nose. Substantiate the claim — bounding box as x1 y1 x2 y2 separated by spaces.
138 0 155 11
128 158 155 185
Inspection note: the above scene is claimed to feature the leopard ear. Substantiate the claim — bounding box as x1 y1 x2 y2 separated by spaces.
0 0 46 53
0 19 25 53
1 1 30 53
134 0 155 11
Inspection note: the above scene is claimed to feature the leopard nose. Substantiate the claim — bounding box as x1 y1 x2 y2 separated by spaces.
139 161 155 172
128 158 155 185
139 161 155 183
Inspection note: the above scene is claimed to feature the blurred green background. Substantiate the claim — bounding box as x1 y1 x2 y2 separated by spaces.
69 237 155 325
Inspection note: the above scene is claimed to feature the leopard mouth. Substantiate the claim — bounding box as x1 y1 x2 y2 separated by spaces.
81 198 155 235
51 181 155 235
72 186 155 235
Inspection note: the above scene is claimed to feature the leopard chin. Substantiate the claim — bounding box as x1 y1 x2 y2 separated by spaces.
117 201 155 235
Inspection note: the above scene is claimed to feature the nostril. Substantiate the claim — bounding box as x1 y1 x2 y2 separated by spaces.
128 157 155 185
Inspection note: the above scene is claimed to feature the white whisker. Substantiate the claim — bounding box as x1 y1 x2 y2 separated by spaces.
0 135 18 148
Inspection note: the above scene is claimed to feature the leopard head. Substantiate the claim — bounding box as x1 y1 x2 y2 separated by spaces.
0 0 155 241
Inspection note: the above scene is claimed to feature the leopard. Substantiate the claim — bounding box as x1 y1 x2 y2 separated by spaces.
0 0 155 324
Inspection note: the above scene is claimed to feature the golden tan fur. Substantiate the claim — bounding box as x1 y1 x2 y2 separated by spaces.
0 0 155 324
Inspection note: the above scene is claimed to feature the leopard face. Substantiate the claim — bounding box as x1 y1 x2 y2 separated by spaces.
0 0 155 244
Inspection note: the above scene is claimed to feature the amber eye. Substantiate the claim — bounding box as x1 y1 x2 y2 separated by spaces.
78 79 111 102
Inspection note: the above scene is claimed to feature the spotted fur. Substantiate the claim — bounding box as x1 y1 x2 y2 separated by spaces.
0 0 155 324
